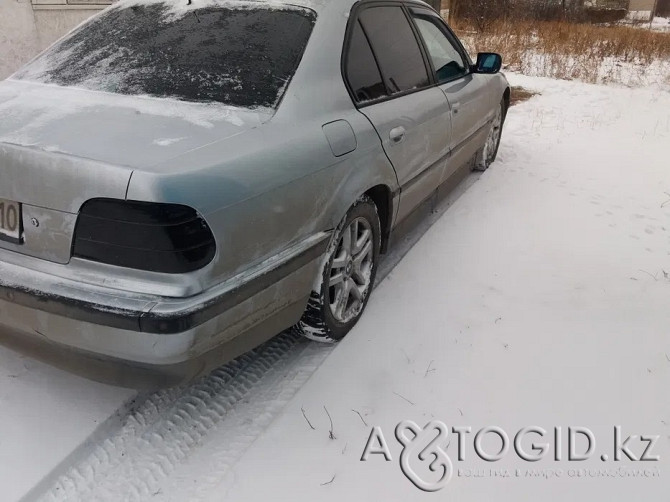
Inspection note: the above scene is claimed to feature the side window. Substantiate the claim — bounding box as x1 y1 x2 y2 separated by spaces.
358 6 430 95
411 12 468 83
345 21 387 103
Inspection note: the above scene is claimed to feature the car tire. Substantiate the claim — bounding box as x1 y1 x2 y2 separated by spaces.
474 98 506 171
293 196 381 343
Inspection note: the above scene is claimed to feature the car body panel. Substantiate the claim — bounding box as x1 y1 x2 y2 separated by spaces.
0 203 76 264
0 80 270 169
0 231 328 358
0 139 132 215
126 110 398 291
0 240 323 388
439 74 491 178
359 87 452 223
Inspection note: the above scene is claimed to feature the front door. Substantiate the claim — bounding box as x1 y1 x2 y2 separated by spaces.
409 7 492 179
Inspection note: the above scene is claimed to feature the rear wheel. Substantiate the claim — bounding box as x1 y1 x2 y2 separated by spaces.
294 196 380 342
475 99 506 171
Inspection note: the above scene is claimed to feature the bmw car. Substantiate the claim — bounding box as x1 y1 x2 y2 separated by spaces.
0 0 509 386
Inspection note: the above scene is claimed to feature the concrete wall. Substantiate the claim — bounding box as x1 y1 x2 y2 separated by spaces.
0 0 99 79
628 0 656 9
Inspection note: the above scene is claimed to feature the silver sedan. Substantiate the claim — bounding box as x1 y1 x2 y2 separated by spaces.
0 0 509 386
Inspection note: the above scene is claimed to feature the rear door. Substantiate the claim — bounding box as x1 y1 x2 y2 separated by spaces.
344 4 453 223
408 7 491 180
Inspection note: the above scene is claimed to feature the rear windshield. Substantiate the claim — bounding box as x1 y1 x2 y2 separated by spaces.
14 2 316 109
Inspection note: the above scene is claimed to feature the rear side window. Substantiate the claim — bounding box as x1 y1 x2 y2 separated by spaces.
14 3 316 109
358 6 429 95
345 21 387 103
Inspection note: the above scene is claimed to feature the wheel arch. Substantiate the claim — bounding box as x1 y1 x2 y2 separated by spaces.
503 86 511 117
364 184 393 254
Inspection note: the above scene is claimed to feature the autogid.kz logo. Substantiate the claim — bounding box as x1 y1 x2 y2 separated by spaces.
360 422 662 492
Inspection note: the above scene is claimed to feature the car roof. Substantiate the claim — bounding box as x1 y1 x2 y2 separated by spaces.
111 0 334 14
111 0 432 15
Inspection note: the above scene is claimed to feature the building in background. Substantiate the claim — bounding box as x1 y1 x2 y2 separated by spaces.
627 0 659 19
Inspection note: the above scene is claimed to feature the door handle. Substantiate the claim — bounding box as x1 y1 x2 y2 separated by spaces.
389 126 406 143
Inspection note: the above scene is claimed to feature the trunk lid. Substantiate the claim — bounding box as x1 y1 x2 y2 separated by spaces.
0 79 271 170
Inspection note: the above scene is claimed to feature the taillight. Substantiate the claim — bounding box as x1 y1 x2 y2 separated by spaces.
72 198 216 273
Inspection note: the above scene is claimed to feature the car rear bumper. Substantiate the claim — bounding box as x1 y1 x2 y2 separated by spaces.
0 232 329 386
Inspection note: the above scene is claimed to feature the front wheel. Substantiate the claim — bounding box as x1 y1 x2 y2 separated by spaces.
475 99 506 172
293 196 380 343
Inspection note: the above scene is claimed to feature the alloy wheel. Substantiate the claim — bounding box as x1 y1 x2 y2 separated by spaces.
483 105 503 165
327 217 374 324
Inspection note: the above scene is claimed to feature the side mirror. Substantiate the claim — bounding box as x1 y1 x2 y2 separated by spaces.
473 53 503 74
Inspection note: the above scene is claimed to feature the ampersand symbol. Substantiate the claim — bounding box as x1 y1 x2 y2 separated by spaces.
395 420 453 492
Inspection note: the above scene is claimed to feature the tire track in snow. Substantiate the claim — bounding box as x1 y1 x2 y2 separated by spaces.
32 333 333 502
151 338 333 502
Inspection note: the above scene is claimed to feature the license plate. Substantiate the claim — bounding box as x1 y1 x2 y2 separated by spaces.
0 198 22 242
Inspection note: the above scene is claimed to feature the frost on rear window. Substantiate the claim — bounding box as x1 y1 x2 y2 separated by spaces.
14 3 316 109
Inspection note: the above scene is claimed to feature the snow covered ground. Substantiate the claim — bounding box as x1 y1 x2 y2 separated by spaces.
2 73 669 501
0 350 133 502
620 15 670 32
651 16 670 31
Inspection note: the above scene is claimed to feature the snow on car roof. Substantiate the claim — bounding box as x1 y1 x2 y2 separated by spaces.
111 0 327 16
